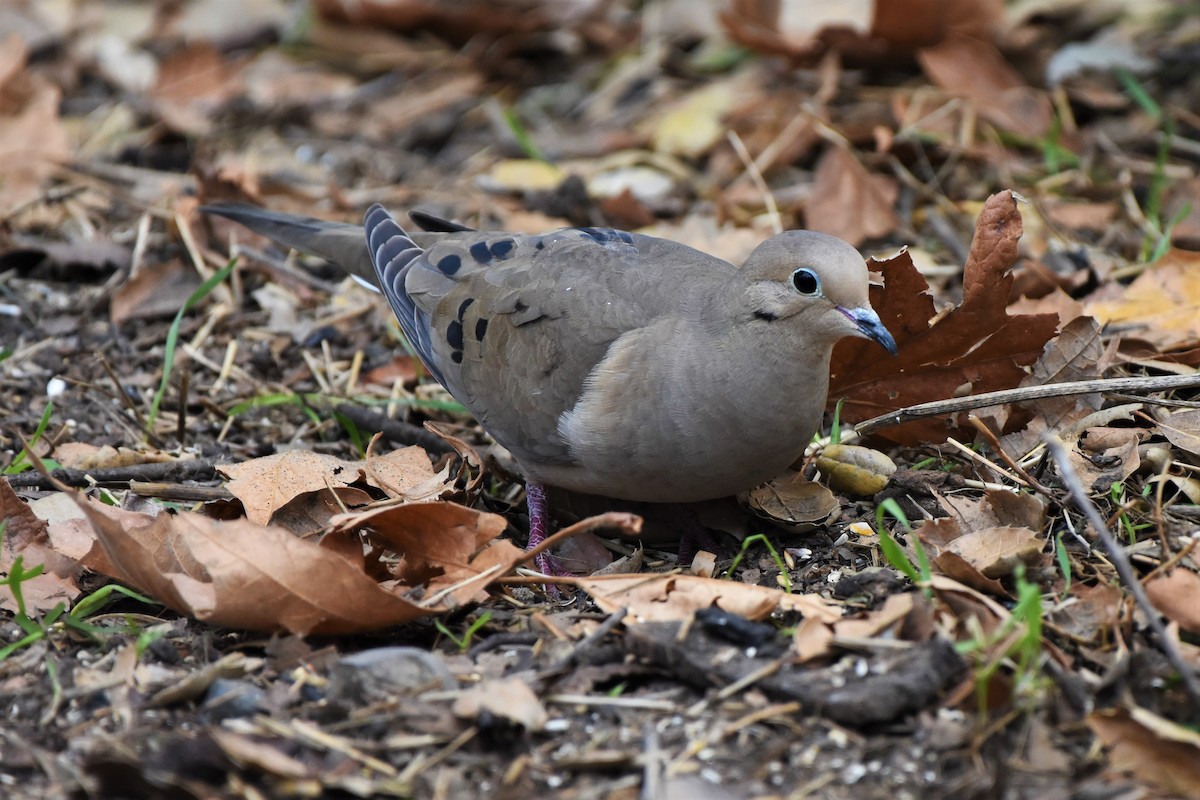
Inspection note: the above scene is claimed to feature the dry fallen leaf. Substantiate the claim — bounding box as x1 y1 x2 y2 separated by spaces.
939 526 1047 580
0 480 80 614
1046 582 1122 643
651 79 739 159
74 491 516 635
1088 705 1200 800
830 190 1061 445
0 34 71 215
994 316 1106 460
917 33 1053 139
1158 408 1200 458
805 144 899 246
1144 569 1200 635
744 473 840 533
219 448 443 525
453 677 548 732
1067 426 1142 494
575 573 842 624
149 42 243 135
111 259 203 325
1085 249 1200 351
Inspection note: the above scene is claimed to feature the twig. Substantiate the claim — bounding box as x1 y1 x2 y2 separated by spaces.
853 374 1200 436
517 512 643 573
943 436 1030 489
726 131 782 235
968 416 1056 496
549 606 627 674
1045 435 1200 711
128 481 232 502
3 459 220 489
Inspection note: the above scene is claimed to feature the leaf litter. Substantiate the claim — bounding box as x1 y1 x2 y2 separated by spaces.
1 1 1199 797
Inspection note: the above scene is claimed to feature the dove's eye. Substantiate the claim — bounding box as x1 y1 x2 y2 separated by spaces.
791 268 821 296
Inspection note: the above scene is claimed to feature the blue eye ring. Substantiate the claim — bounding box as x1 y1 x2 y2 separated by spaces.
792 268 820 295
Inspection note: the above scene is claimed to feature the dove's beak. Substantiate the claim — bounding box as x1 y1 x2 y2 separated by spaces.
840 307 898 355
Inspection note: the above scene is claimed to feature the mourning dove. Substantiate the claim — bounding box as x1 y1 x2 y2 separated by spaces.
203 203 897 569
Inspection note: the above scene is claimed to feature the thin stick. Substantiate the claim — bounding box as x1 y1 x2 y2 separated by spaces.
968 416 1055 496
727 131 783 235
519 512 643 571
1045 435 1200 710
853 374 1200 436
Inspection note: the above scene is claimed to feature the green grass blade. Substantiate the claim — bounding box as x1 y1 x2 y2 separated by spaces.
148 260 237 431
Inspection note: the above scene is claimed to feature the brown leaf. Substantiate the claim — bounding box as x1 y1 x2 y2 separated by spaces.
453 677 548 732
805 144 899 246
795 592 925 663
1088 706 1200 800
335 501 510 595
75 492 515 634
269 487 374 536
0 480 79 614
745 473 840 533
576 574 842 625
928 489 1045 541
1067 427 1141 495
830 191 1060 445
1145 569 1200 635
1158 409 1200 458
1085 249 1200 351
219 449 442 525
917 33 1052 138
1047 582 1122 643
0 35 70 214
1041 199 1118 233
149 43 243 136
111 260 202 326
939 526 1047 580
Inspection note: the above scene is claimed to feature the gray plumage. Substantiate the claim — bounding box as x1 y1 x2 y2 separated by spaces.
203 203 896 504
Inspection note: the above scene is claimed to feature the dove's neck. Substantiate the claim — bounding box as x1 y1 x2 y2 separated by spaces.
716 319 834 446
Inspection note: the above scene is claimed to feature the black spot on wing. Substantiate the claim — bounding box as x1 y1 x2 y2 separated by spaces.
437 254 461 276
489 239 515 259
457 297 474 320
469 241 492 264
447 320 464 350
451 351 464 364
475 318 488 341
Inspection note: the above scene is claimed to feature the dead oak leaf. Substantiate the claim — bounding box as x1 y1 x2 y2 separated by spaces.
830 190 1060 445
1085 248 1200 351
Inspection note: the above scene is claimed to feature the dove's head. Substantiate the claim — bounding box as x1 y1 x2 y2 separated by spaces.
739 230 897 354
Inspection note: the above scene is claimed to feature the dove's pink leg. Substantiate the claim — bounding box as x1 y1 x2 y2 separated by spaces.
525 482 556 575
